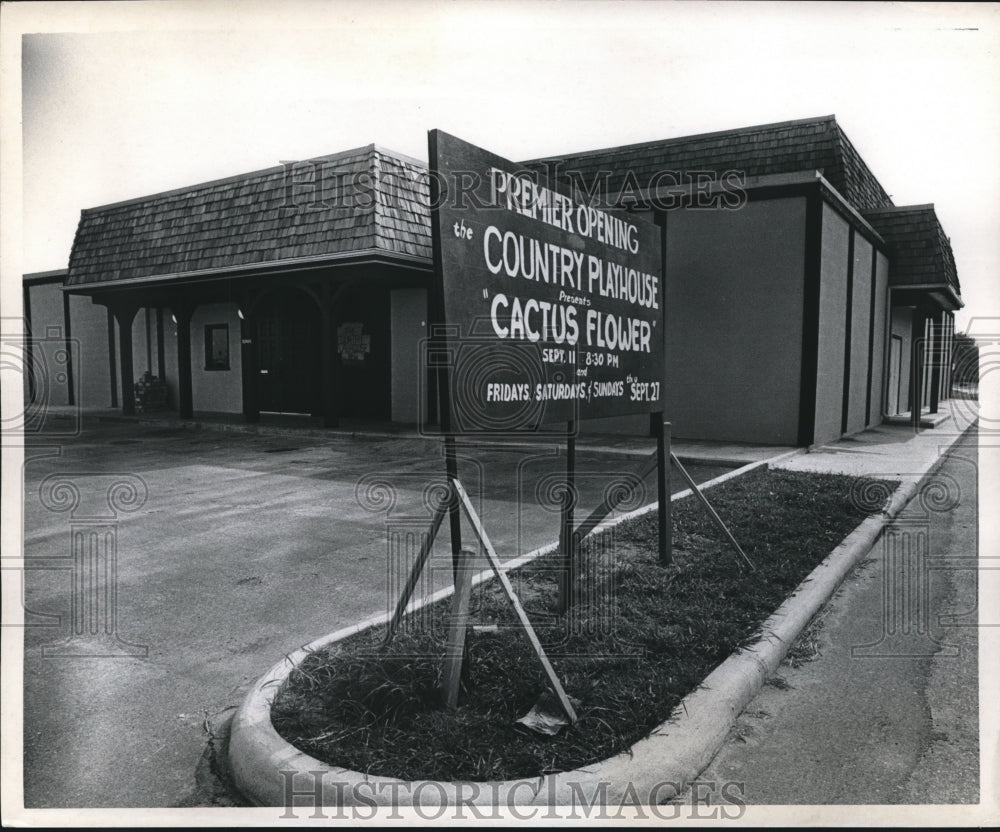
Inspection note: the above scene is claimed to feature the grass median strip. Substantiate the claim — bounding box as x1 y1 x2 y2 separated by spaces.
271 468 894 782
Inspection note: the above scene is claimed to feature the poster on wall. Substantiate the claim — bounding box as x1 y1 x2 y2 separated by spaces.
337 321 371 363
429 130 664 434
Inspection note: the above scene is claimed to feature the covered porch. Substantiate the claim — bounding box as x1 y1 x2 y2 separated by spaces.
863 204 963 430
66 258 432 426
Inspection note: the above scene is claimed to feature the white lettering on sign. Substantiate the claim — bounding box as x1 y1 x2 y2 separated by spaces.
483 225 657 309
431 131 664 427
488 168 641 255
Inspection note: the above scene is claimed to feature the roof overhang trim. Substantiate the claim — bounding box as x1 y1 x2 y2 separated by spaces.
63 249 432 295
890 283 964 312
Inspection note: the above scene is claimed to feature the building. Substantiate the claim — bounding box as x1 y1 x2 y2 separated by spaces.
29 146 434 426
22 115 962 445
523 115 962 444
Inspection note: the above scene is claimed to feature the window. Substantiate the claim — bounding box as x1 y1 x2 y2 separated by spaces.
204 324 230 370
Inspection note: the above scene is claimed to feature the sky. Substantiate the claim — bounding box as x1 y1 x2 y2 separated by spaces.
6 0 1000 329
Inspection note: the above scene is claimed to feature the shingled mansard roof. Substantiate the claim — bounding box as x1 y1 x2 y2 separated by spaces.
524 115 894 212
70 116 952 291
863 204 962 299
67 145 431 287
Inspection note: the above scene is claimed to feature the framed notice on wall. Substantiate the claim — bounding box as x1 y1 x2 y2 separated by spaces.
428 130 664 434
337 322 370 363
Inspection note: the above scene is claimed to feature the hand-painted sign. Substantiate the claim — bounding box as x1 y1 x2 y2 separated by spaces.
429 130 664 432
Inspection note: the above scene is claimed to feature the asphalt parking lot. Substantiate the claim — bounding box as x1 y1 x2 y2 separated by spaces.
19 419 733 808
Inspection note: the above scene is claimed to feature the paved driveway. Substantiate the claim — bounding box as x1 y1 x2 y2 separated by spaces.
19 420 731 807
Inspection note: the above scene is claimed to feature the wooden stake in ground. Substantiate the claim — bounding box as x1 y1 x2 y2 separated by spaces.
442 547 476 709
451 478 578 724
670 452 755 570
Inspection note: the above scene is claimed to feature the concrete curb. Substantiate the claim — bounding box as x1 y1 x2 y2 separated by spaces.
227 437 957 809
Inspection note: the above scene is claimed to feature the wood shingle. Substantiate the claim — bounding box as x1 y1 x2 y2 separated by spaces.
522 115 894 212
863 205 960 293
67 145 434 287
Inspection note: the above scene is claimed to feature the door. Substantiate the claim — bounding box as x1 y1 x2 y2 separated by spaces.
887 334 902 415
255 290 320 415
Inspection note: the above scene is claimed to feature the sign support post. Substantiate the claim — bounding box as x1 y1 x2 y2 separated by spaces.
443 431 463 584
442 547 476 709
558 419 577 614
656 417 672 565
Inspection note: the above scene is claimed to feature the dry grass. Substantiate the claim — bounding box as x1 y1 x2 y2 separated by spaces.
271 468 892 781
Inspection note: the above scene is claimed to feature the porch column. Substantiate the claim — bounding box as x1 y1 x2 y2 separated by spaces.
910 309 925 430
929 316 941 414
174 303 194 418
923 317 933 411
113 303 140 416
942 312 954 401
107 308 118 408
156 307 166 380
320 283 341 428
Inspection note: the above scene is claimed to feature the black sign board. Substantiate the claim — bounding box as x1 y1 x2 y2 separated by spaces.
429 130 664 433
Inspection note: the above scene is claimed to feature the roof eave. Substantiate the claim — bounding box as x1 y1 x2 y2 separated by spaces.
520 114 839 166
890 282 963 311
63 248 432 294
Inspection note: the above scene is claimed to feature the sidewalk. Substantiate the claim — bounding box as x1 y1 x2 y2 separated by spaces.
683 423 983 811
773 396 977 478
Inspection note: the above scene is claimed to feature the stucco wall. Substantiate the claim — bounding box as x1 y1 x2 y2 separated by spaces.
390 288 428 424
23 281 72 408
845 234 873 435
190 302 243 414
24 282 147 411
868 251 889 424
813 204 849 446
69 295 114 408
663 197 807 445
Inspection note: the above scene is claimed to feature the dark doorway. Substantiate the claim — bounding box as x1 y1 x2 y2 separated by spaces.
255 289 321 415
336 286 391 420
